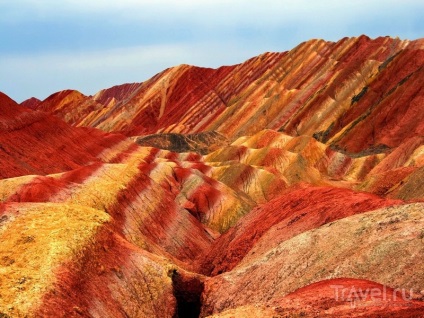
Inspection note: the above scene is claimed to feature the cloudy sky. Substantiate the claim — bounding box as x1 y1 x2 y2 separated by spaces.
1 0 423 102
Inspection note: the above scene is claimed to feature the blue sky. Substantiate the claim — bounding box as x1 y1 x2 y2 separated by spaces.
1 0 423 102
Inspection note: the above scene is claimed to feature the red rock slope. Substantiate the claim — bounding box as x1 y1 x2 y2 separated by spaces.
1 35 424 317
0 92 126 179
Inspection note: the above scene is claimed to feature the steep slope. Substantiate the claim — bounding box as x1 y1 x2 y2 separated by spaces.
83 55 286 136
0 202 178 318
0 94 126 179
206 279 424 317
34 53 286 135
31 36 424 157
197 186 402 276
201 203 424 316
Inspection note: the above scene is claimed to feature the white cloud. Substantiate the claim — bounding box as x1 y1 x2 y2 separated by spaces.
2 0 415 24
1 0 422 101
3 0 423 36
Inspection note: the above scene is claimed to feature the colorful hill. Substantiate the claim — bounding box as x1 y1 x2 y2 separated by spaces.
0 35 423 317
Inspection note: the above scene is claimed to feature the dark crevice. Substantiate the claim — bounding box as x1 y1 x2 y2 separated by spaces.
378 52 400 72
312 122 334 143
351 86 368 105
172 270 204 318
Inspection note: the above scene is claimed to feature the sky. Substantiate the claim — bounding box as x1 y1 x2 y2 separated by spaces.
1 0 423 103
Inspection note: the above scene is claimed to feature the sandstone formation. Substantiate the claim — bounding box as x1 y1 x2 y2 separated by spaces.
0 35 422 317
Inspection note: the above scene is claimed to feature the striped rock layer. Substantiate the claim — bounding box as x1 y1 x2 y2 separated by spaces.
0 36 423 317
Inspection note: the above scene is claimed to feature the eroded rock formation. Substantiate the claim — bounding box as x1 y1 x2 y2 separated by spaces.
1 35 423 317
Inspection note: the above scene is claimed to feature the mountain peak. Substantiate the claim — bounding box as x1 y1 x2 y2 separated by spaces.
20 97 42 109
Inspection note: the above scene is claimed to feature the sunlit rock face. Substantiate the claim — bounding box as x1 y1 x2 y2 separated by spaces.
31 36 424 156
1 36 423 317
